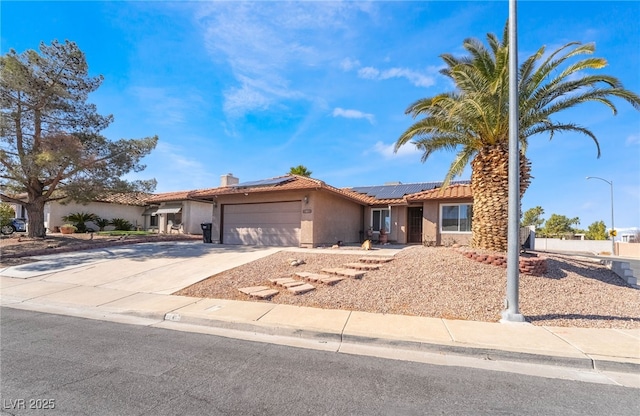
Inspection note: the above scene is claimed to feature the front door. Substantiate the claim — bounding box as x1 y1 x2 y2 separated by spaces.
408 207 423 244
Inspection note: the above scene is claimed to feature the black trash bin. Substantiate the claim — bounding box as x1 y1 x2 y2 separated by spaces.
201 222 212 243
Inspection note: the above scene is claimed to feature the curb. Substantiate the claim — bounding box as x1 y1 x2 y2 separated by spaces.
2 301 638 374
161 309 639 374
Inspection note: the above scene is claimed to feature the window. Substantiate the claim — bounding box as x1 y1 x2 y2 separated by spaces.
441 204 472 232
149 215 158 227
372 208 391 233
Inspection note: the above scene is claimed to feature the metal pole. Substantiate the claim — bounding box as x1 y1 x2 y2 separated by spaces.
502 0 525 323
586 176 615 255
611 181 615 255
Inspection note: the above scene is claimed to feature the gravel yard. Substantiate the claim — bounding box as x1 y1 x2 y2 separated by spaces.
176 246 640 329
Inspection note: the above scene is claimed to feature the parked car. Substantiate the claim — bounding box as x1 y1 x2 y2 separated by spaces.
1 218 27 235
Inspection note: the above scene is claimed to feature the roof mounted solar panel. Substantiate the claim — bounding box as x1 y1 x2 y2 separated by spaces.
350 181 471 199
235 177 292 188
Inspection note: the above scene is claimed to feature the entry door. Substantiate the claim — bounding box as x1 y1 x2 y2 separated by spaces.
408 207 423 244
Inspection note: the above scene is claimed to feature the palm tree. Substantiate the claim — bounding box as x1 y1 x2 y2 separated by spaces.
395 23 639 252
289 165 313 177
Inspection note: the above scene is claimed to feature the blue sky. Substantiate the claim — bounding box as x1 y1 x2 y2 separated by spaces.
2 1 639 230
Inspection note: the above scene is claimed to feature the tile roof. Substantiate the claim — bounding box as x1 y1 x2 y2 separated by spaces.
406 184 473 201
94 192 152 206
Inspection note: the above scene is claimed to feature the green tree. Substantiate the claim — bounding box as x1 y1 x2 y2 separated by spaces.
585 220 608 240
0 40 158 238
541 214 580 238
395 23 640 251
0 202 15 227
521 206 545 229
289 165 312 177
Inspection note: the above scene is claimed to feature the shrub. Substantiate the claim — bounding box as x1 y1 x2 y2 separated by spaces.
61 212 99 233
111 218 133 231
94 218 111 231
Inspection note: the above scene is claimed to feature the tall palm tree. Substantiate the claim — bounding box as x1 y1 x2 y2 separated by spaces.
395 23 639 252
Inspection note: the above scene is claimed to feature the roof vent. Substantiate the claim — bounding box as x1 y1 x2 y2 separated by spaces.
384 181 402 186
220 173 239 187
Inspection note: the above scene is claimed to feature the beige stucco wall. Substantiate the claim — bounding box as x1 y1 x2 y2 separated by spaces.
208 190 362 247
46 201 145 232
422 199 473 246
183 200 214 234
617 243 640 258
310 191 362 247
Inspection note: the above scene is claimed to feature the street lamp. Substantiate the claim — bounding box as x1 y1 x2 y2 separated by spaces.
586 176 615 255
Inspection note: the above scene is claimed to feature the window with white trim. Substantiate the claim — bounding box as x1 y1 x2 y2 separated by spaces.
372 208 391 233
440 203 472 232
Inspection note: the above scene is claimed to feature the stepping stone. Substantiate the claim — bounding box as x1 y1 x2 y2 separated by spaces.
268 277 306 288
358 257 394 264
238 286 270 295
281 281 306 288
321 268 365 279
288 283 315 295
269 277 297 285
250 289 279 299
343 262 380 270
238 286 279 299
295 272 345 285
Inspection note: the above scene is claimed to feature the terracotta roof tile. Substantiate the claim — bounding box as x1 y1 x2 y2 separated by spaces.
406 184 473 201
94 192 152 206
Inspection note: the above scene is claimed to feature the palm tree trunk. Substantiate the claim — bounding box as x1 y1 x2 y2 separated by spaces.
470 145 531 252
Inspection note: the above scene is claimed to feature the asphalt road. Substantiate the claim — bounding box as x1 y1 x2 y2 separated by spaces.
1 308 638 416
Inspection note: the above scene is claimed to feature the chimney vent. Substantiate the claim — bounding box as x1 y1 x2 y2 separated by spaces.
220 173 239 187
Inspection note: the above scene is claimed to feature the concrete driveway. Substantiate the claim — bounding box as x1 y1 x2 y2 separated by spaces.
0 242 281 295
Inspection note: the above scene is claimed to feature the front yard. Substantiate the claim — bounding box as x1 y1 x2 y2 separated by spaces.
176 246 640 329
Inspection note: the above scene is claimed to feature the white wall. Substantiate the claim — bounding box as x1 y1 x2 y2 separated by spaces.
533 238 611 254
184 200 214 234
47 201 145 232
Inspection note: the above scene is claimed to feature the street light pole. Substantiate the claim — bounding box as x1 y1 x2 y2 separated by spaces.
501 0 525 323
586 176 615 255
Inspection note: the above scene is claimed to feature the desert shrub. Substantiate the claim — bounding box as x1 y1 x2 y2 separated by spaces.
111 218 133 231
61 212 99 233
94 218 111 231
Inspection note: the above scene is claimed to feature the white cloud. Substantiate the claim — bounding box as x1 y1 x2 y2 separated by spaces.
625 134 640 146
332 107 375 124
357 66 436 87
373 141 422 159
340 57 361 71
194 2 376 118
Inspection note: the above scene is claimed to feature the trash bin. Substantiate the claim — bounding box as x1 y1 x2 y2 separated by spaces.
201 223 212 243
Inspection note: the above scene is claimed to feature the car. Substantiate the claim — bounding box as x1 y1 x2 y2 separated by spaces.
1 218 27 235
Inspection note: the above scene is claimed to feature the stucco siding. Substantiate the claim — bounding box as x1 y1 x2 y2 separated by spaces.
47 201 145 232
422 199 473 246
311 192 362 246
183 200 214 234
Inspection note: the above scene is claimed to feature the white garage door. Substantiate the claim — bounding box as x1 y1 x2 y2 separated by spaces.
222 201 301 246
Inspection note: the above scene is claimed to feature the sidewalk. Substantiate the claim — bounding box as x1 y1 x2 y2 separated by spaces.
1 242 638 383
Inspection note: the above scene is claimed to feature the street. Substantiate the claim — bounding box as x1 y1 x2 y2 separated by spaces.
1 307 638 416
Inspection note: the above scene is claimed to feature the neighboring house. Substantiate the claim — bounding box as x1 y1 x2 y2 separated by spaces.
2 193 150 233
150 173 473 247
144 190 214 235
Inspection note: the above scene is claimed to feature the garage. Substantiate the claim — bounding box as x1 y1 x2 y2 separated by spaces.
222 201 302 246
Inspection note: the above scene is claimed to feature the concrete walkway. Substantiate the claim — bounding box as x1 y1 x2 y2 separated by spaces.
1 242 638 386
